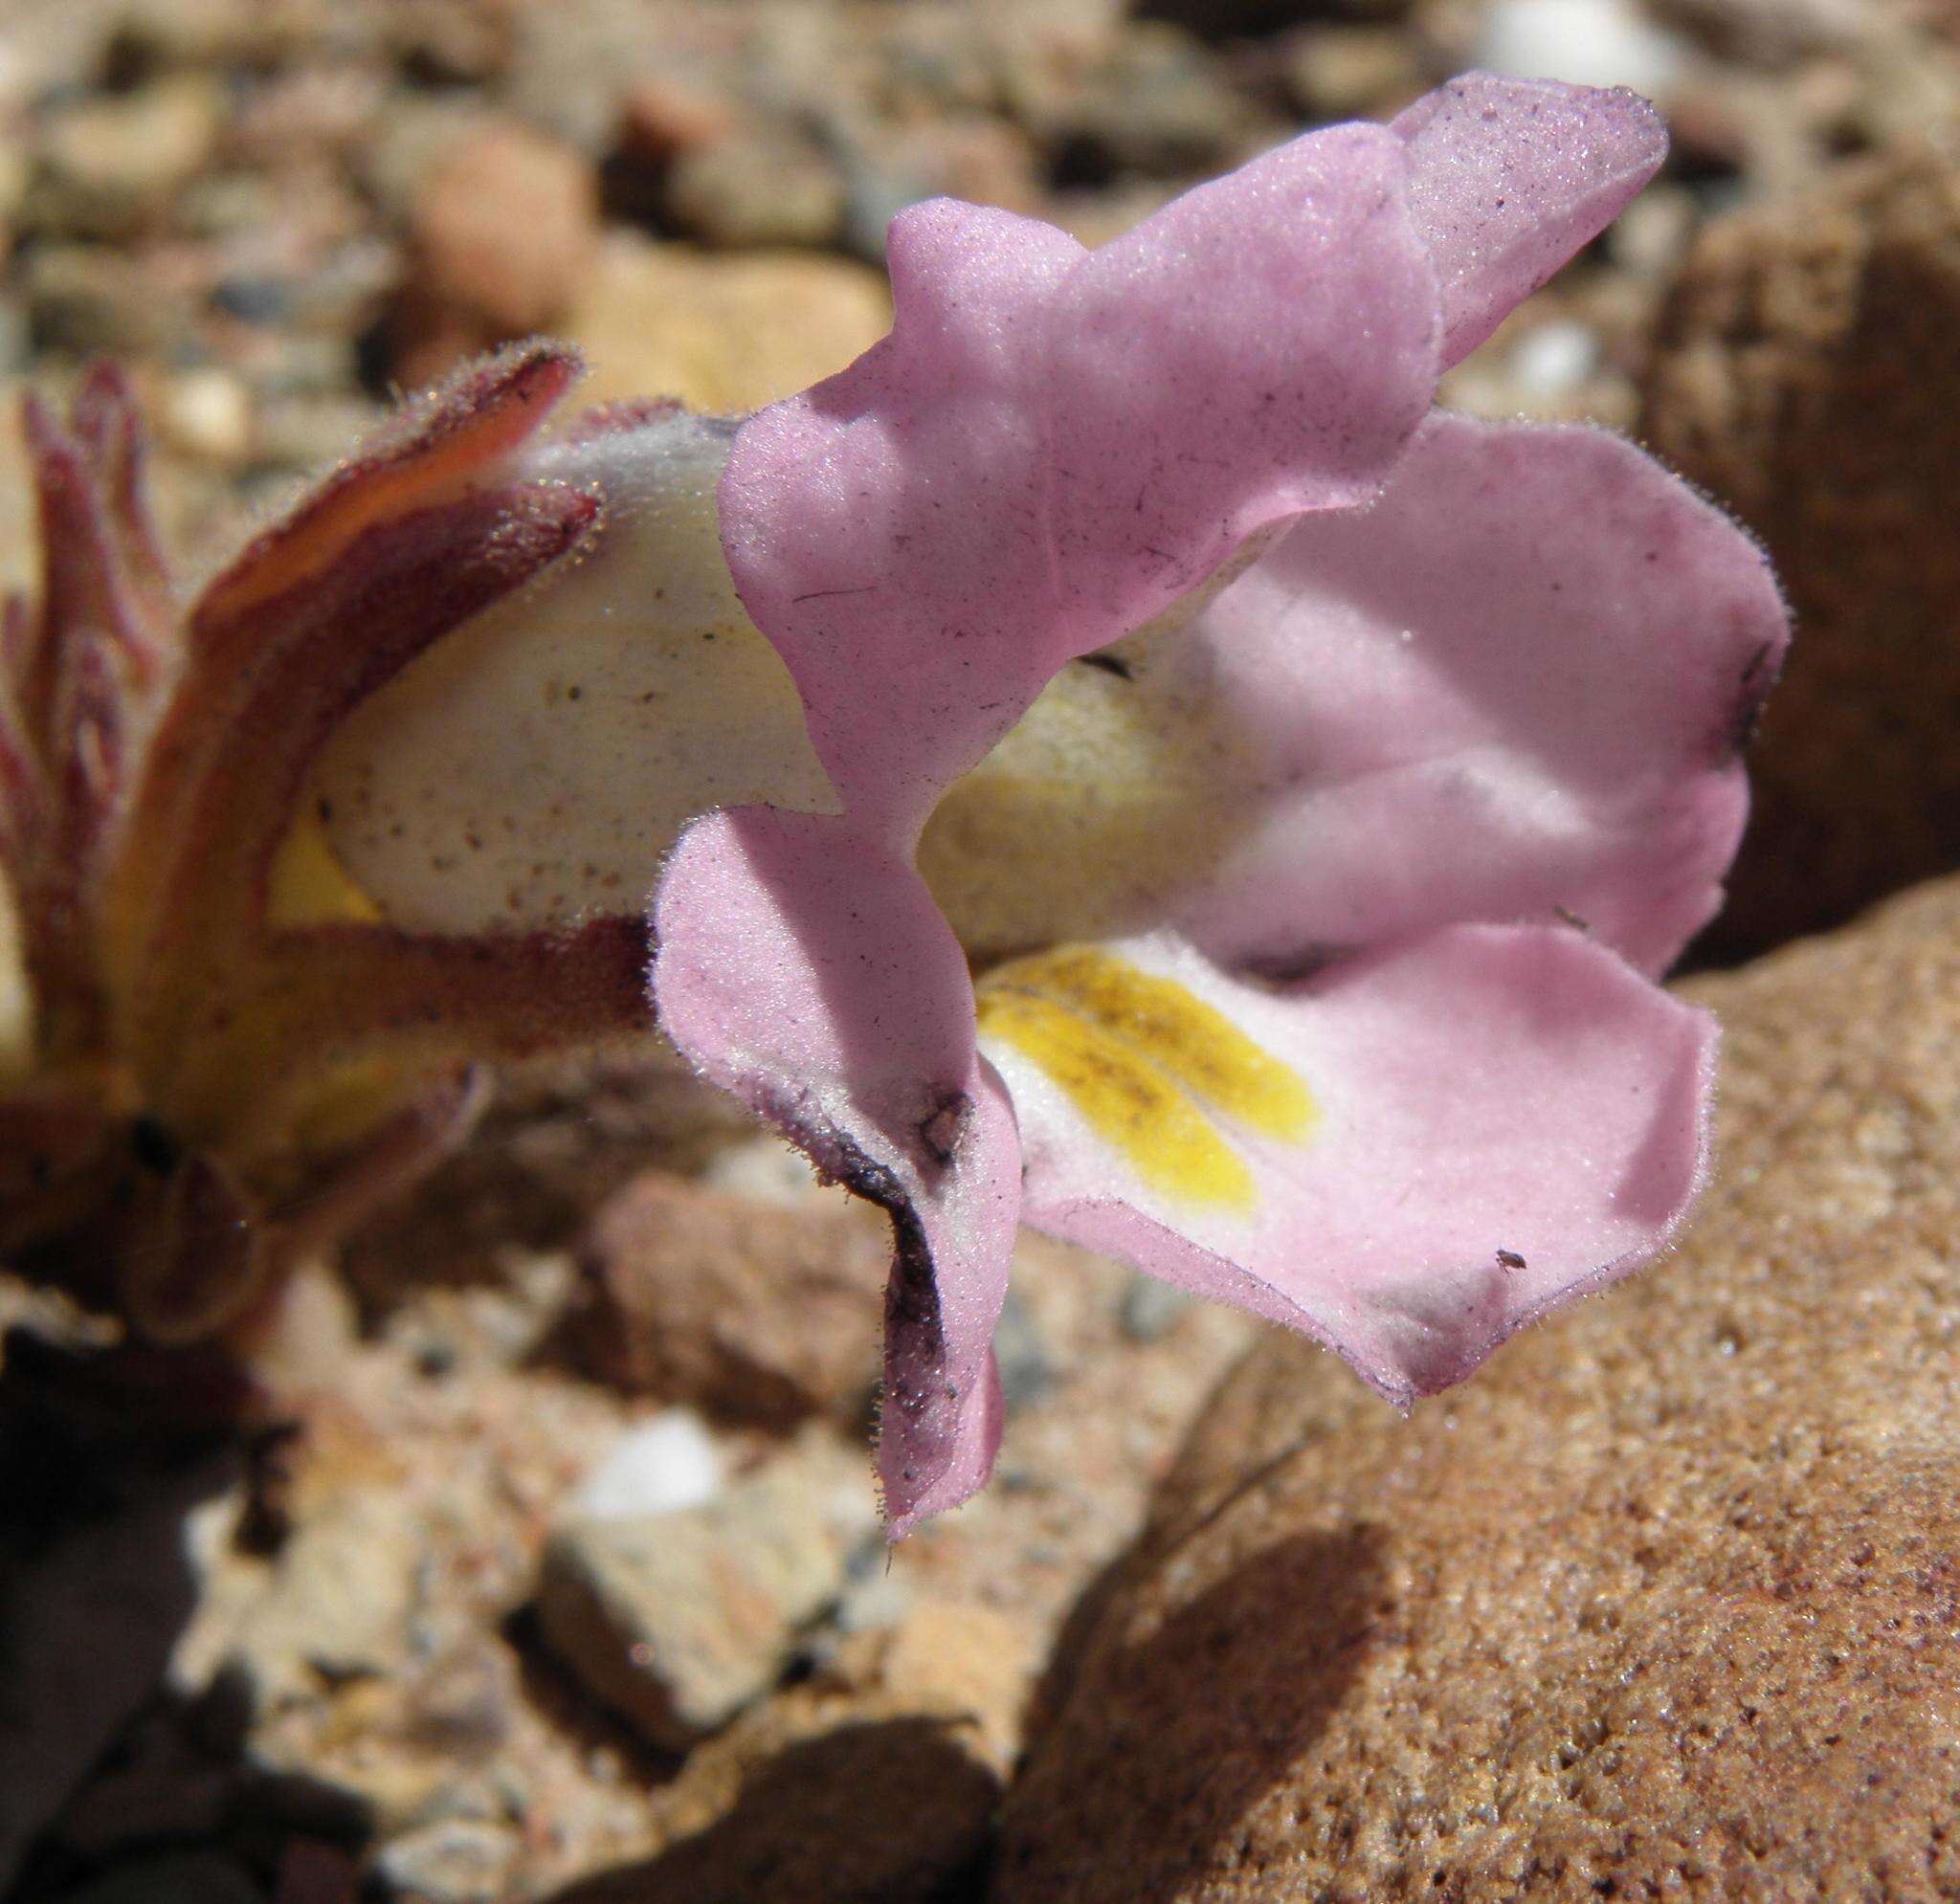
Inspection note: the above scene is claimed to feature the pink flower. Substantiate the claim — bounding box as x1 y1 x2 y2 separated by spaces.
646 74 1789 1532
80 73 1771 1521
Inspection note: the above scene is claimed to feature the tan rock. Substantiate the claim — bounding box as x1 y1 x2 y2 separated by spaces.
1641 145 1960 960
663 128 847 250
25 76 223 239
537 1429 878 1750
570 1170 888 1428
998 877 1960 1900
169 1399 418 1716
563 232 890 415
1280 26 1425 121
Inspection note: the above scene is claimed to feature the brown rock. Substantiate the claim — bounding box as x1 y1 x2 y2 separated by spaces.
563 232 890 415
1642 145 1960 961
339 1052 746 1305
571 1170 888 1428
617 77 740 166
392 121 599 381
998 877 1960 1900
550 1599 1027 1902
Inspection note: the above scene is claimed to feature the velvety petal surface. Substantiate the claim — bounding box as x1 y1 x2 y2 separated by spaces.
714 122 1440 840
658 112 1457 1522
652 806 1021 1534
978 924 1714 1405
1173 410 1787 979
1392 72 1667 366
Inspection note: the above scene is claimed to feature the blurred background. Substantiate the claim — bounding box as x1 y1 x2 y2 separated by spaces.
2 2 1958 1900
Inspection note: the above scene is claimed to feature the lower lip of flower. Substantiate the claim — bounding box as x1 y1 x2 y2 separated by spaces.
975 941 1316 1213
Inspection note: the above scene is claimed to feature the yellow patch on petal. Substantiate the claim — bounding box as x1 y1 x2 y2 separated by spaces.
975 945 1314 1211
264 806 383 929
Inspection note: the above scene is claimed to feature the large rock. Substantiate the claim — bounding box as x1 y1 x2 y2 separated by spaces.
1642 146 1960 961
998 876 1960 1900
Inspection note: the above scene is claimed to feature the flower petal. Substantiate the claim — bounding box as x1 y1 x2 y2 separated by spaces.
312 409 835 936
654 85 1707 1531
1041 122 1437 623
980 924 1713 1405
652 806 1021 1533
1174 410 1787 978
716 122 1438 839
1392 72 1667 366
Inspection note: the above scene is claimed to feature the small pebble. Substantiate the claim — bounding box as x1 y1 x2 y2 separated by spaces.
1507 320 1599 405
571 1411 724 1521
538 1430 876 1749
161 368 254 466
1119 1273 1195 1343
373 1818 521 1904
1475 0 1686 94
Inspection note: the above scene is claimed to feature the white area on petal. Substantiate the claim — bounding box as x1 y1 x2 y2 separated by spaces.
307 410 836 935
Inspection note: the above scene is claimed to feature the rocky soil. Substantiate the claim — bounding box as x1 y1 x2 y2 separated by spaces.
3 0 1960 1899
